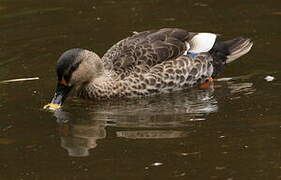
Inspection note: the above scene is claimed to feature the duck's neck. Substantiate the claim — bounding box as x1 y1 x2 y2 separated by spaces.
76 70 124 99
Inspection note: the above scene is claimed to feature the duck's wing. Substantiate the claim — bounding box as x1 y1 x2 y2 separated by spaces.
102 28 217 75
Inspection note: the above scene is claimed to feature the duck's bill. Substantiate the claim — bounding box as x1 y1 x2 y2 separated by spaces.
43 103 61 111
43 83 72 111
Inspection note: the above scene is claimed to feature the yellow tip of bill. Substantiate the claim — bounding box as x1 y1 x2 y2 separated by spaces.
43 103 61 110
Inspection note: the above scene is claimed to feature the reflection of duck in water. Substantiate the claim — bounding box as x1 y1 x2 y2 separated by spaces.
54 110 106 157
100 88 218 124
53 80 254 157
44 28 252 110
53 87 218 156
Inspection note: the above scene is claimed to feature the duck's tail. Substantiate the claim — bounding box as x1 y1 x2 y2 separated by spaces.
210 37 253 77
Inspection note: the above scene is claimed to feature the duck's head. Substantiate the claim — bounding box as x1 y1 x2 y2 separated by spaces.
44 48 102 110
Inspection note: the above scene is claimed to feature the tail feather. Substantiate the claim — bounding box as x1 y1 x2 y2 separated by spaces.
225 38 253 63
210 37 253 77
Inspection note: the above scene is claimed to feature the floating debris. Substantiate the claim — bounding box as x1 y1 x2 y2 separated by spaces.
0 77 39 84
151 162 163 167
264 75 275 82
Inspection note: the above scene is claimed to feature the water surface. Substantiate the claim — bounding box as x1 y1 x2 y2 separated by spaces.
0 0 280 179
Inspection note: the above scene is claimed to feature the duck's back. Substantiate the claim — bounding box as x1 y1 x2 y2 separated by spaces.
85 28 252 98
101 28 195 78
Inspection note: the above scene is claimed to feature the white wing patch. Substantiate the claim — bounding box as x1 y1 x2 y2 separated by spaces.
186 33 217 53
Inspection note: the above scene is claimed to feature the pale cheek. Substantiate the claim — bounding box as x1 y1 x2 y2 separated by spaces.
69 72 79 85
70 68 94 85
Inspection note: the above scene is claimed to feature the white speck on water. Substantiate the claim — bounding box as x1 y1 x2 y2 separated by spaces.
181 153 189 156
151 162 163 166
175 172 186 177
181 152 200 156
264 75 275 82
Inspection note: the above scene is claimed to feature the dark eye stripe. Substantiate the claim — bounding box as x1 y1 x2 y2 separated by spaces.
56 49 84 82
64 61 82 82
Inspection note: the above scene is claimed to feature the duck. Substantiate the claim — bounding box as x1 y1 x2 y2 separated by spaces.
44 28 253 110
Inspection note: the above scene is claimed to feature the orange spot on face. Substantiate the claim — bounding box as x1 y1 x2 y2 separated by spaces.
60 79 68 86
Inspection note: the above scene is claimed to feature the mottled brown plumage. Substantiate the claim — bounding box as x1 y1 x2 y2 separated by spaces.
78 52 213 99
46 28 253 107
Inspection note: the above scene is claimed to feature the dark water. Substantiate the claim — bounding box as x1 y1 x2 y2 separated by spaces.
0 0 281 179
